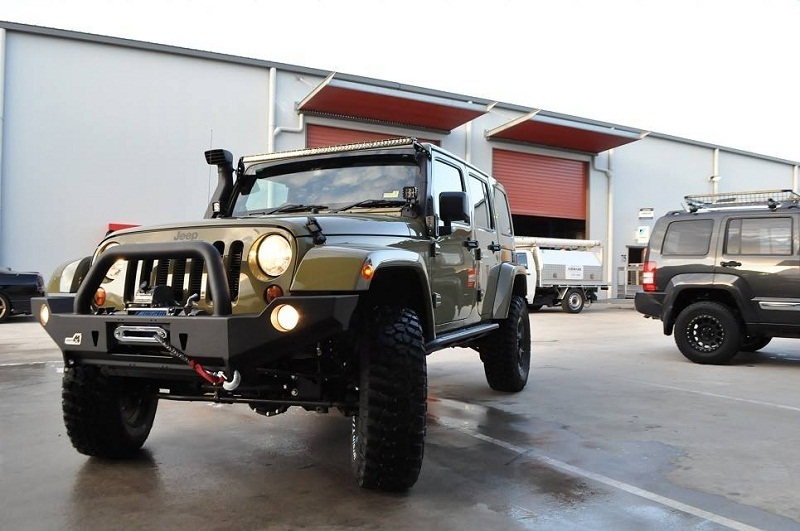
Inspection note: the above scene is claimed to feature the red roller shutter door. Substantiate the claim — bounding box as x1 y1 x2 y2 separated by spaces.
492 149 587 220
306 124 438 148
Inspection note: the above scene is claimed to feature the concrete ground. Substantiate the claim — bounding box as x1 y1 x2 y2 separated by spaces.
2 302 800 530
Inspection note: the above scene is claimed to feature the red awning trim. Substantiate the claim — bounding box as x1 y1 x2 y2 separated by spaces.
297 74 487 133
107 223 139 233
486 111 644 154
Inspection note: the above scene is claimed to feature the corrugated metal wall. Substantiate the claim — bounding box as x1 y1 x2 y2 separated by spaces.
492 149 587 220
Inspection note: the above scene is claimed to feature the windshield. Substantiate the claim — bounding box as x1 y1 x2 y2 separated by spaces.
232 160 421 216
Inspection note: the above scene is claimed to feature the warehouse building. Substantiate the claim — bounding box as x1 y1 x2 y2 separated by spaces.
1 21 798 298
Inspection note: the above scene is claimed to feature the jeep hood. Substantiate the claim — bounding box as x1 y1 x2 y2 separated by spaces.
100 214 424 245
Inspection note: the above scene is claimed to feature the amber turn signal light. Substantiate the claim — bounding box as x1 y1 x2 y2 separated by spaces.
264 285 284 303
94 288 107 306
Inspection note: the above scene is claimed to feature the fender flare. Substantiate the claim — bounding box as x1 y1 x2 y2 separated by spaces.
291 245 430 292
490 262 527 320
662 273 753 334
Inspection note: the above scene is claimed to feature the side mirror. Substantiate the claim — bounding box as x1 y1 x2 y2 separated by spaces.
439 191 470 236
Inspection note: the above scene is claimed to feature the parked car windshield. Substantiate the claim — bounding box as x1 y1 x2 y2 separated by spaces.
232 159 421 216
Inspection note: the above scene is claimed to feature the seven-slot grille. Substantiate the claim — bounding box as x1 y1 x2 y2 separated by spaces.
122 240 245 304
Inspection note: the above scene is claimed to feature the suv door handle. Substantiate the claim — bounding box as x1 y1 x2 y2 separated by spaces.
720 260 742 267
464 239 479 249
487 242 502 252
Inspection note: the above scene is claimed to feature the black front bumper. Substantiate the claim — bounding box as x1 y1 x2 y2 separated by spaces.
34 294 359 375
33 241 359 379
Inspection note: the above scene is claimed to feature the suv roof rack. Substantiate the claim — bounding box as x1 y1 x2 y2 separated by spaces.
684 189 800 212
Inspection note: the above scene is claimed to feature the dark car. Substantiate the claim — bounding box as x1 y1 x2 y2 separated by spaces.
0 268 45 322
635 189 800 364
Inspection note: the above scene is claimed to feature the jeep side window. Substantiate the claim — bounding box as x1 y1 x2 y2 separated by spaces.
725 217 792 255
431 159 465 218
468 174 492 229
662 220 713 255
494 187 513 236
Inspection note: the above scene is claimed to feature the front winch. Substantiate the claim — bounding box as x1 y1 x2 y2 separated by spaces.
153 334 241 391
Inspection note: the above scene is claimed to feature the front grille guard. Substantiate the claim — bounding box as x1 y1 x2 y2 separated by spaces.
75 242 232 316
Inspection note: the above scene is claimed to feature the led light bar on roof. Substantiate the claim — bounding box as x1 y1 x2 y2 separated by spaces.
242 137 427 165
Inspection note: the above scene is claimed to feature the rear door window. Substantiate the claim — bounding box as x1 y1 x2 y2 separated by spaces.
725 217 792 255
662 220 714 255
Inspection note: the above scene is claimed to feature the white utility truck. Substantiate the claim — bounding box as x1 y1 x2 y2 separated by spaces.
514 237 608 313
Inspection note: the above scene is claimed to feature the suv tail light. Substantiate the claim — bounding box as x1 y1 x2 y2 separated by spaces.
642 261 657 292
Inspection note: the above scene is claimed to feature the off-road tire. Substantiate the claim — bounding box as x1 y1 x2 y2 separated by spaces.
741 335 772 352
0 293 10 323
674 301 742 364
562 289 585 313
480 295 531 392
62 366 158 458
352 306 426 492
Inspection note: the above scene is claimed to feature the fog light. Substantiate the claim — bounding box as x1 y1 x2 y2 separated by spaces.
94 288 107 306
270 304 299 332
39 304 50 326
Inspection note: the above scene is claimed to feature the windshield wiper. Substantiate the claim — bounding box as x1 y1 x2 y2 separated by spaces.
245 204 328 216
334 199 406 213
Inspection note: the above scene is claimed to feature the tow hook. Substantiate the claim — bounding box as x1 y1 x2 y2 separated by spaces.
154 335 241 391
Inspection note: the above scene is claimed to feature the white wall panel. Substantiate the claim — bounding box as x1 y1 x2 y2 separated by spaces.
1 32 268 279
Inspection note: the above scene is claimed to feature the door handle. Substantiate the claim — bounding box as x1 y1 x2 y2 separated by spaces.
487 242 501 252
464 239 479 249
720 260 742 267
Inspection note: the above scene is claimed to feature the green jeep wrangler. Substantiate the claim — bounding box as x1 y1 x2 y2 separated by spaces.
34 138 530 491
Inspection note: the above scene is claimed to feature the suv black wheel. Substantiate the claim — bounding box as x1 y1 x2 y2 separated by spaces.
480 295 531 392
0 293 10 323
674 301 742 364
562 289 585 313
352 306 426 492
62 366 158 458
741 335 772 352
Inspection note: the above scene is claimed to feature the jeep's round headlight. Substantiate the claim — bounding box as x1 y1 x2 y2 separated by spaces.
96 242 126 282
253 234 292 277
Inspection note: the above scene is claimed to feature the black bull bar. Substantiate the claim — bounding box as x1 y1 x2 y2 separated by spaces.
33 242 359 372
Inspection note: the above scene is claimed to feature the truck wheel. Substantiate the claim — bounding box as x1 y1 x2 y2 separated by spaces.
352 306 426 492
741 335 771 352
0 293 10 322
562 289 585 313
62 366 158 458
674 301 742 364
480 295 531 392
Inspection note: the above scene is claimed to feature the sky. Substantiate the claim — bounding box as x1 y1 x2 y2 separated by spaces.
2 0 798 162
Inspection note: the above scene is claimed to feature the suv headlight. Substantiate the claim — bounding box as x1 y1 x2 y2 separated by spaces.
96 242 126 282
251 234 292 278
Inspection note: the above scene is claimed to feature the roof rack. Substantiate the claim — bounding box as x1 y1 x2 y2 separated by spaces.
241 137 429 165
684 189 800 212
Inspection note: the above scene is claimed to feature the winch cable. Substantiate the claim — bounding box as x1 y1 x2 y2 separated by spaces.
154 335 240 390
